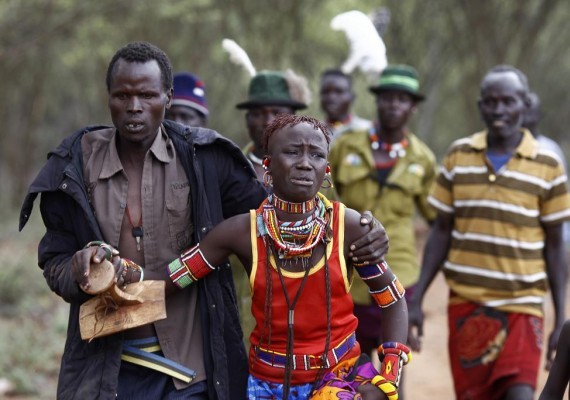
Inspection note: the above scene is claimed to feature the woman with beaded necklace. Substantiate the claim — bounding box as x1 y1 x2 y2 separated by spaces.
147 114 409 399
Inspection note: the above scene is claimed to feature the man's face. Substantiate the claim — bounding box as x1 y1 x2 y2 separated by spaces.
478 71 528 140
165 105 206 128
320 75 353 121
246 105 294 150
375 90 416 131
108 59 172 146
267 122 328 202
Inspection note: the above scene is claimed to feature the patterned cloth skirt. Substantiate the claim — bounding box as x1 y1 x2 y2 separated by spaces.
247 354 378 399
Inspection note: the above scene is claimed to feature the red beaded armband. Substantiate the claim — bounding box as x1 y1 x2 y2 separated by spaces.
369 276 405 308
167 245 215 289
377 342 412 388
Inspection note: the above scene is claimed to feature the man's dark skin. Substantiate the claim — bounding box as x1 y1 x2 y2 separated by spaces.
245 105 294 180
166 105 206 128
408 70 567 400
539 319 570 399
372 90 416 168
72 58 173 339
320 73 354 124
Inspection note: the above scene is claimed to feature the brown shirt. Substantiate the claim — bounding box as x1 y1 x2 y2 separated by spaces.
81 126 205 387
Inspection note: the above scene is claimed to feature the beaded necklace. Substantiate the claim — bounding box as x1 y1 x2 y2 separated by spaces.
279 211 318 229
272 194 318 214
278 201 325 236
369 126 409 158
261 195 329 260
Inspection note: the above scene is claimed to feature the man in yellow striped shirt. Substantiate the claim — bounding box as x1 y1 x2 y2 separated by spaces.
408 65 570 400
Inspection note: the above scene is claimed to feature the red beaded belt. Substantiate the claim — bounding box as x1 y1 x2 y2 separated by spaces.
253 332 356 371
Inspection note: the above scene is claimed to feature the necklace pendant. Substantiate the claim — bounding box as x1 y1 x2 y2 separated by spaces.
132 226 144 251
288 309 294 327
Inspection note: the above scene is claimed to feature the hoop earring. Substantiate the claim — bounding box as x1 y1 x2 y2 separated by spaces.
263 171 273 187
321 174 334 189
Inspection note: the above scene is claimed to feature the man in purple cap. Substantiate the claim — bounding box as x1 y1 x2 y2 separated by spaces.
166 72 209 128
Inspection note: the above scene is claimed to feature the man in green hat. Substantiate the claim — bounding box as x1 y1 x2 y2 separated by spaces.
328 64 437 398
233 70 310 341
237 70 310 181
234 69 315 344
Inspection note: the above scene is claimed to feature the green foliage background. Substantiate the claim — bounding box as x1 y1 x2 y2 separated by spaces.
1 0 569 397
2 0 570 208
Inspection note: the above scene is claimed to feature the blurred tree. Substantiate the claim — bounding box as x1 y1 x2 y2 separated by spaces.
1 0 569 210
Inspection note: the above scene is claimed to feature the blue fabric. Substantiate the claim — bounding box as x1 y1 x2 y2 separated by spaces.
117 362 207 400
486 151 512 172
122 337 196 382
172 72 209 115
247 375 313 399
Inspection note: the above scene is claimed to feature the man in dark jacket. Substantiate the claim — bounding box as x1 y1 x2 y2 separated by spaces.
19 41 388 400
20 41 265 400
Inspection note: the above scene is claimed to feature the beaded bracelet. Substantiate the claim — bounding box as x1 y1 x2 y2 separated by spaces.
120 258 144 288
369 276 405 308
381 347 410 364
168 245 215 289
84 241 119 261
371 375 398 400
377 342 412 364
354 260 389 280
376 342 412 388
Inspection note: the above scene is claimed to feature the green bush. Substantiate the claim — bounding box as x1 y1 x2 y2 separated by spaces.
0 210 67 398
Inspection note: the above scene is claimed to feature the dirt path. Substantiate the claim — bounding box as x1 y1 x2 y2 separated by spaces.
404 272 567 399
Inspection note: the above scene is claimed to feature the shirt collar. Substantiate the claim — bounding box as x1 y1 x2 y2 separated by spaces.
99 125 172 179
148 125 172 163
470 128 537 159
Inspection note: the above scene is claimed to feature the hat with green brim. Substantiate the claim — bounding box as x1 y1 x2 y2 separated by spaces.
236 70 308 110
369 64 425 101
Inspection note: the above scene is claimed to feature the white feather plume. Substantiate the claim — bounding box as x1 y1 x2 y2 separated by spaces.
222 38 256 77
330 10 388 81
284 69 312 106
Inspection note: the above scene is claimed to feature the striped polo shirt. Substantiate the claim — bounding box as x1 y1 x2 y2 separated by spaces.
429 129 570 317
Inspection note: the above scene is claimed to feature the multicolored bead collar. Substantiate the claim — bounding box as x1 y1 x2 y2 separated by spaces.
271 194 318 214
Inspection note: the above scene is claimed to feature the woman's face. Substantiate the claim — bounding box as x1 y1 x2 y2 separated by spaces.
266 122 328 203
